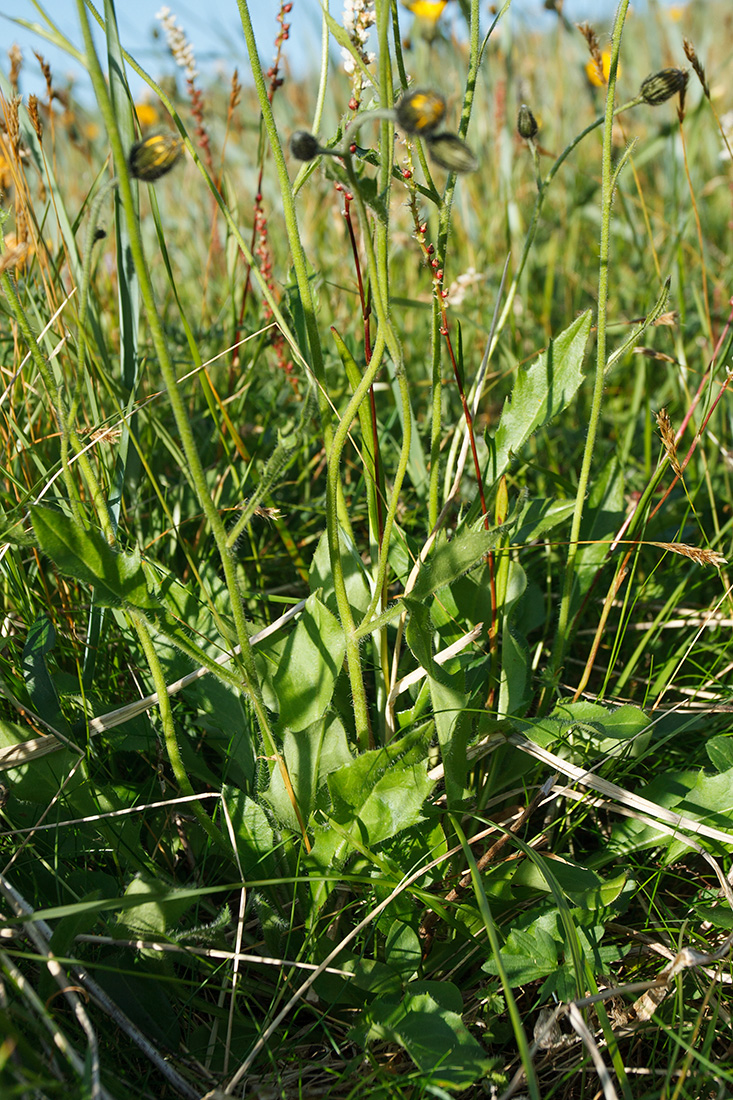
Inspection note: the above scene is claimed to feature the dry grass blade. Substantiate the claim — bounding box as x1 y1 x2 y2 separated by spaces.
567 1003 620 1100
507 731 733 845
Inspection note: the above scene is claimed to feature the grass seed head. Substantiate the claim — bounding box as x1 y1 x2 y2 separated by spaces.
577 22 607 87
683 38 710 99
655 407 681 477
8 44 22 94
28 95 42 141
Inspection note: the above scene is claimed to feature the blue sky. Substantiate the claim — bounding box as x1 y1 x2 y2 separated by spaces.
4 1 684 103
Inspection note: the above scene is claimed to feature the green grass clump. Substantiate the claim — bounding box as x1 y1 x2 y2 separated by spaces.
1 1 733 1097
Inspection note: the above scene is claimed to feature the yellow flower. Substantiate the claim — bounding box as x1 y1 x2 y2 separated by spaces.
668 5 686 21
402 0 451 41
403 0 448 20
585 51 619 88
135 101 159 129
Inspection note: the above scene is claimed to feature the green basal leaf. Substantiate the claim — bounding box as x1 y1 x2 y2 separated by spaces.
265 715 353 832
411 521 504 603
487 309 592 484
273 592 346 732
307 729 433 907
707 736 733 774
515 700 652 761
404 596 471 805
30 505 159 609
498 559 531 720
510 496 576 545
112 874 194 939
352 981 495 1090
385 920 422 981
22 615 72 734
309 526 371 619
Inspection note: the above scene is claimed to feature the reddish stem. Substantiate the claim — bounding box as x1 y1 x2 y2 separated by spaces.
341 188 384 544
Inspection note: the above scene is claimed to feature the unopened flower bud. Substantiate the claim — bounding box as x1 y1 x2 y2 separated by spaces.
426 131 478 173
128 133 184 181
395 88 446 136
640 67 688 106
290 130 322 161
517 104 538 140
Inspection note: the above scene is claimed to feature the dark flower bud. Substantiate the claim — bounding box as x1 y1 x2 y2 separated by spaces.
395 88 446 136
425 131 478 173
517 104 538 140
290 130 323 161
640 67 688 106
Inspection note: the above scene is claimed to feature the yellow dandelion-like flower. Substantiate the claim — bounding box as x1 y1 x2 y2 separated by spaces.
135 101 159 129
585 50 618 88
401 0 451 42
403 0 448 22
668 5 686 22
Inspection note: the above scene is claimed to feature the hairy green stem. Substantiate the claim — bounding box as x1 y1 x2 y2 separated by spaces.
451 814 541 1100
548 0 632 691
69 179 118 427
131 613 232 859
340 159 411 624
427 0 482 527
324 332 387 749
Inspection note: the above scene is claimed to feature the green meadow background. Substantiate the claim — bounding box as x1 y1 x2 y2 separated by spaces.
0 1 732 1098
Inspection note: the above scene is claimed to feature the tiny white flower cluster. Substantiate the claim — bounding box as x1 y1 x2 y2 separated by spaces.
341 0 376 79
156 6 198 81
719 110 733 162
444 267 484 308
